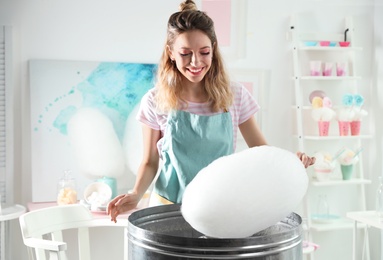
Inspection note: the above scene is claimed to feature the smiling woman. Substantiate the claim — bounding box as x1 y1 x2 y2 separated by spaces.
107 0 314 222
107 0 269 220
168 30 213 96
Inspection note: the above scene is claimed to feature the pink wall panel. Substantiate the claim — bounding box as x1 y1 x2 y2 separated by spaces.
201 0 231 47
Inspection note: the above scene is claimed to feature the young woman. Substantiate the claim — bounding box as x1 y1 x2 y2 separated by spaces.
108 0 314 222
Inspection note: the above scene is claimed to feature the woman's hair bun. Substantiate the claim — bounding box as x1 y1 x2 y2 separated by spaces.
179 0 198 12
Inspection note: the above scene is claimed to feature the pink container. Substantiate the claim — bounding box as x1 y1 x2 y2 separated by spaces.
322 62 333 76
310 61 322 76
318 121 330 136
338 121 350 136
339 41 350 47
319 41 330 46
336 62 347 76
350 121 361 135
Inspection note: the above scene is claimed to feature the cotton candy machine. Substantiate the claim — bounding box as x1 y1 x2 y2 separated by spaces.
128 204 303 259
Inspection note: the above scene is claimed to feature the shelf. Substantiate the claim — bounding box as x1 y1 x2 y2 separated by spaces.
311 178 371 186
298 46 363 51
291 15 370 257
297 135 373 140
299 105 343 110
297 76 361 80
310 218 366 232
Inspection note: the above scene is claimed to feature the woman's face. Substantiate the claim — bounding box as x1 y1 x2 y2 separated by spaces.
169 30 213 84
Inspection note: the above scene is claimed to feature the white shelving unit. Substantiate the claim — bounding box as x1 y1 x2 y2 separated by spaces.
289 16 371 260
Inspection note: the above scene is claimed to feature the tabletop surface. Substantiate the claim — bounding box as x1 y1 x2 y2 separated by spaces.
27 201 135 224
346 210 383 230
0 204 27 221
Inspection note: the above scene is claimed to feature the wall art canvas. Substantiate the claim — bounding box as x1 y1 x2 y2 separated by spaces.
30 60 157 202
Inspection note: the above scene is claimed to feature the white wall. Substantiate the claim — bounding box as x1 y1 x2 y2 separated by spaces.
0 0 381 259
373 1 383 259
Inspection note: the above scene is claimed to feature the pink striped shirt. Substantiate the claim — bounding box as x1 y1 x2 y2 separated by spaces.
136 81 260 152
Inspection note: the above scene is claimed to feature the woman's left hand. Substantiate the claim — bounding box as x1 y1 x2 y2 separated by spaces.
296 152 316 168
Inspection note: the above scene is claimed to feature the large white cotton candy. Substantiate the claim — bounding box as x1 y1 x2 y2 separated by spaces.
181 146 308 238
67 108 125 179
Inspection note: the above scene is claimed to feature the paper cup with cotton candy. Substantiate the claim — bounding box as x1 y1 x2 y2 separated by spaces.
181 146 308 238
338 148 359 180
336 109 354 136
349 94 367 135
337 94 356 136
313 152 335 181
310 93 335 136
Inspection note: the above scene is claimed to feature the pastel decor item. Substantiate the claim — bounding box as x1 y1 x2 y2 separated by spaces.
310 60 322 76
304 41 317 46
350 121 361 135
339 29 350 47
329 42 337 47
309 90 326 103
83 182 112 211
322 62 333 76
350 94 367 134
340 165 354 180
322 96 332 108
57 170 77 205
318 121 330 136
336 62 347 76
313 152 334 182
354 94 364 107
311 97 323 109
314 168 332 181
342 93 354 107
338 121 350 136
339 41 350 47
338 148 359 180
96 176 117 199
319 41 330 46
181 146 308 238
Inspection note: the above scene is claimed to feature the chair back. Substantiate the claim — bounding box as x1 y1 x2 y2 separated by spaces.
19 204 94 260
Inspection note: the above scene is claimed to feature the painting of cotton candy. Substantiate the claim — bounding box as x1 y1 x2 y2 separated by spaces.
67 108 125 179
181 146 308 238
123 104 142 175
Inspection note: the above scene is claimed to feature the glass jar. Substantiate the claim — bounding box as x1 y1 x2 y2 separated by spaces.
376 176 383 217
316 194 329 219
57 170 78 205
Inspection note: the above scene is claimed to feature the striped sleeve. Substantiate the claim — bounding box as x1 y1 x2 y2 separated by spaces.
233 82 260 125
136 89 161 130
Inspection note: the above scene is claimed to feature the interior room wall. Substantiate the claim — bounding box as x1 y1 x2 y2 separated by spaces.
373 1 383 259
0 0 381 259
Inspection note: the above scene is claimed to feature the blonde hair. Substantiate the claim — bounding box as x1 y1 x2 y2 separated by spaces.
155 0 232 113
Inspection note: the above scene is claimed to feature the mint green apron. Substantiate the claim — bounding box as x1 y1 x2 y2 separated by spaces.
154 110 233 203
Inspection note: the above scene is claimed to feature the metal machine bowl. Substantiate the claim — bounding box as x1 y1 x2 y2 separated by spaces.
128 204 303 259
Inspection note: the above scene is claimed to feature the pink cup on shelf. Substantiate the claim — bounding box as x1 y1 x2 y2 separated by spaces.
338 121 350 136
318 121 330 136
322 62 333 76
350 121 361 135
336 62 347 76
310 61 322 76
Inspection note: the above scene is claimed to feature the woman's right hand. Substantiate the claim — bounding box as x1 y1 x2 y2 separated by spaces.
107 191 140 223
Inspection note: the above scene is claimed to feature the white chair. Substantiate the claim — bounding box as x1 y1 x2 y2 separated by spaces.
18 204 128 260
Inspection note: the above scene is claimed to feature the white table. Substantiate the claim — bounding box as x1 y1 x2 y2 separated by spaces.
0 204 26 260
346 211 380 260
28 202 135 260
